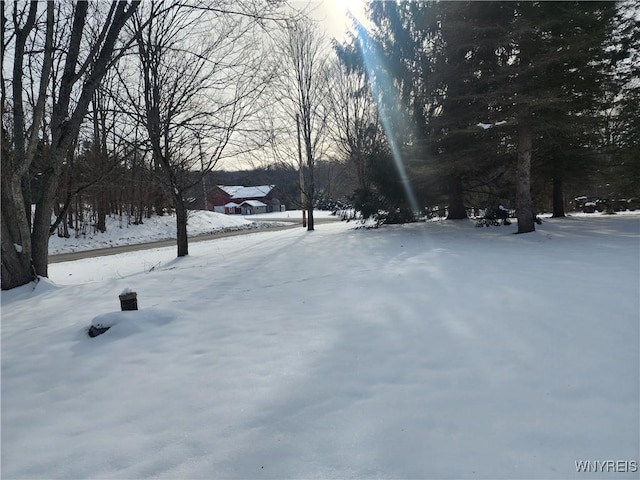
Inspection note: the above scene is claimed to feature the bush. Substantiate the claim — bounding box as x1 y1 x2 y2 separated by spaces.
349 188 417 227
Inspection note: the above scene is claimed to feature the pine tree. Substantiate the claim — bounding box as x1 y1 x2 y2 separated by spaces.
426 1 513 219
337 1 623 229
596 3 640 201
475 1 617 230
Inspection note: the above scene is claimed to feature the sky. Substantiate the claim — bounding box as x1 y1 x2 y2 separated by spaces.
311 0 369 41
3 1 370 172
217 0 370 171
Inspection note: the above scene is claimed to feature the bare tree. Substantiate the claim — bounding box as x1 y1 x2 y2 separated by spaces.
328 48 381 194
124 0 279 257
2 1 139 290
277 17 332 231
2 1 53 289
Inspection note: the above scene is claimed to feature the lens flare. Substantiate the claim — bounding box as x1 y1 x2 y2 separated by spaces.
354 23 421 215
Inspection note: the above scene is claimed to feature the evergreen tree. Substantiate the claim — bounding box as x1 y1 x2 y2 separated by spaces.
472 1 617 230
332 1 627 227
426 2 512 218
596 2 640 201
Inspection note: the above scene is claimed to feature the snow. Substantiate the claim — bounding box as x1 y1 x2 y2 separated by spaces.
478 120 507 129
241 199 268 207
230 185 274 199
2 213 638 479
47 209 288 255
218 185 244 196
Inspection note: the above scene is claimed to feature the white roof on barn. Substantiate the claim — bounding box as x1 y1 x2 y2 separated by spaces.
224 202 240 207
218 185 244 196
240 200 267 207
230 185 274 199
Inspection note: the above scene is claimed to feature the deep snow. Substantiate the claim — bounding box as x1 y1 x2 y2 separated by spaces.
2 212 639 479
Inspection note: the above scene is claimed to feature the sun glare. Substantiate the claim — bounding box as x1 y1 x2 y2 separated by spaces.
330 0 368 28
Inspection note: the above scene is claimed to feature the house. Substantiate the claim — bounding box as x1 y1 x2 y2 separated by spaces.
224 202 240 215
208 186 244 213
239 200 267 215
207 185 284 214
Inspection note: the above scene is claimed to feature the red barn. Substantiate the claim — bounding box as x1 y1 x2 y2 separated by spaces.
207 185 284 214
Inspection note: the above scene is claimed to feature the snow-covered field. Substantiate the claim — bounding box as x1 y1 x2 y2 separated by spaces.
2 213 638 479
47 210 320 255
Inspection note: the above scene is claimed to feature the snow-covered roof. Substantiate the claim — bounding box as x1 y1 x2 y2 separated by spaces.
230 185 274 199
224 202 240 208
240 200 267 207
218 185 244 196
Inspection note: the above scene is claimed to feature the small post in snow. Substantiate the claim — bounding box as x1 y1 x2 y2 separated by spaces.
119 288 138 311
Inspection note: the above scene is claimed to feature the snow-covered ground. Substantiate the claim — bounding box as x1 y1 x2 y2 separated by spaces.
2 213 638 479
48 210 332 255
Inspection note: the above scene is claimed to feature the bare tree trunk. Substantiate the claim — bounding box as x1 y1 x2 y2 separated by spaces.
2 1 139 289
92 91 108 233
281 18 328 233
97 192 108 233
296 114 307 227
1 174 35 289
1 1 45 289
516 127 535 233
307 164 315 231
31 151 67 276
174 195 189 257
551 167 565 218
305 122 315 232
446 174 467 219
58 157 71 238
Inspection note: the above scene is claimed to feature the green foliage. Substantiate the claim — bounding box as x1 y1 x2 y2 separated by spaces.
349 188 415 226
335 0 634 219
349 147 417 225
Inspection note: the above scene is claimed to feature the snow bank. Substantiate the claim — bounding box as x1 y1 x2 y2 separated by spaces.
48 210 287 255
2 214 638 479
89 308 177 338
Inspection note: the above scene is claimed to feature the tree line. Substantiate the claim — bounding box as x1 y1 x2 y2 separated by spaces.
2 1 639 290
335 1 639 231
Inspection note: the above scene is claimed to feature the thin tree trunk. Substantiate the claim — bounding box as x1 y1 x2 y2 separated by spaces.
97 193 108 232
516 127 535 233
296 113 307 228
446 174 467 219
307 154 315 231
62 212 69 238
551 168 565 218
174 195 189 257
307 179 315 231
93 92 108 233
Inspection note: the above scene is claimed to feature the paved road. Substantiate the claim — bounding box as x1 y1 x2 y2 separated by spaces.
49 216 339 264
